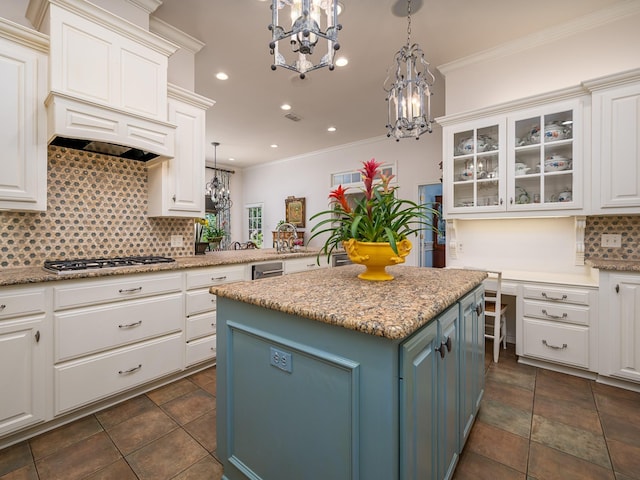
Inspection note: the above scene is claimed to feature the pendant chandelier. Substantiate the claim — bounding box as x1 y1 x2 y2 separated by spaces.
384 0 435 141
205 142 232 214
268 0 342 79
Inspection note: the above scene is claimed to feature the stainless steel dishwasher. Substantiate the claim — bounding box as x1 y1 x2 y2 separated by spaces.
251 262 284 280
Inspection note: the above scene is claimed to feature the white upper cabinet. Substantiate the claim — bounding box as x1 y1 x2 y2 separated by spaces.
0 19 48 212
147 85 214 217
587 69 640 213
440 93 587 218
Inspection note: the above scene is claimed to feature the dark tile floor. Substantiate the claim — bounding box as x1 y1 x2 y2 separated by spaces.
1 344 639 479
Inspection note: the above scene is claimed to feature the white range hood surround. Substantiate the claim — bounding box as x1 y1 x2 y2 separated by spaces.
29 0 178 161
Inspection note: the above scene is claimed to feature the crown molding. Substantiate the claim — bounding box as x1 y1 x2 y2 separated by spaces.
149 16 205 53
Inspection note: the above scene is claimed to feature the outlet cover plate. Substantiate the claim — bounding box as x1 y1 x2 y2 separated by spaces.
171 235 184 248
601 233 622 248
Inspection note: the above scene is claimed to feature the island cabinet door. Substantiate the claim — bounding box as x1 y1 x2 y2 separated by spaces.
459 287 485 447
399 304 460 480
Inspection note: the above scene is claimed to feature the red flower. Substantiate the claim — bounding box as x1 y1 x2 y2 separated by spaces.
360 158 383 200
329 185 351 213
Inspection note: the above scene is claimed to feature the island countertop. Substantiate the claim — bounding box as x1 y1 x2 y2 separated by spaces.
210 265 487 340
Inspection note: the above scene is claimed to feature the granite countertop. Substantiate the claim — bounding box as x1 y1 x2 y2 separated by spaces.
0 249 323 287
586 258 640 272
210 265 487 340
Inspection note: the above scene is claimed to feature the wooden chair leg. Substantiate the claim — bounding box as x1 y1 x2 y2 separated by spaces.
493 315 500 363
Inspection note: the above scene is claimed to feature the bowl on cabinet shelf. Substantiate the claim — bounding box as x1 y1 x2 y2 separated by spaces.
544 155 571 172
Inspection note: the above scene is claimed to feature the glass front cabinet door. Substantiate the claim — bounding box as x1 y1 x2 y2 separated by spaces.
444 118 506 214
443 98 584 217
507 100 583 212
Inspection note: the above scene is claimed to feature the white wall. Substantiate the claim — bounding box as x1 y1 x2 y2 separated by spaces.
241 133 444 266
446 217 589 276
439 5 640 115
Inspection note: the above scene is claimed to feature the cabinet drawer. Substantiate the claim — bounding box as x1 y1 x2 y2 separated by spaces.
186 290 217 316
186 265 245 289
54 273 182 310
522 318 589 368
285 257 324 274
522 285 590 305
186 311 216 341
54 293 183 362
185 334 216 366
54 333 183 414
522 299 590 326
0 287 46 319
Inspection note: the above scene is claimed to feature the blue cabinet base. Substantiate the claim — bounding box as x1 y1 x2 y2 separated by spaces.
216 286 484 480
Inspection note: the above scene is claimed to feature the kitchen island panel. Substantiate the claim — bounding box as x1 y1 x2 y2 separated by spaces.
217 298 402 480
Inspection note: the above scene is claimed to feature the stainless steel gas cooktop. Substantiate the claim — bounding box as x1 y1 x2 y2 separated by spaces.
44 256 175 274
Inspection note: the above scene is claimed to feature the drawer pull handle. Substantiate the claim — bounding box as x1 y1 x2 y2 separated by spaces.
212 276 227 281
541 292 567 301
118 364 142 375
118 321 142 329
118 287 142 294
541 309 568 320
542 340 567 350
0 304 5 311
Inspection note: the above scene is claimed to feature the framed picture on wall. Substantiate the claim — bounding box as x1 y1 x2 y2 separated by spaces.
285 196 305 228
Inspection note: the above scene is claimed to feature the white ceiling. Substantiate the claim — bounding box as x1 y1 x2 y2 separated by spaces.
153 0 627 169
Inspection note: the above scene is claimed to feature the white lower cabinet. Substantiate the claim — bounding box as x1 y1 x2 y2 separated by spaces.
52 273 184 414
185 265 247 366
518 282 597 371
598 271 640 384
55 333 183 414
284 257 327 274
0 286 49 436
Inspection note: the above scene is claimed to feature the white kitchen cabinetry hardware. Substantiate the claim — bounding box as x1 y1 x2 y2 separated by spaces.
185 265 246 366
0 286 49 436
598 272 640 385
148 85 215 217
518 283 597 370
587 71 640 213
52 273 184 415
284 257 328 274
0 19 48 212
439 92 587 218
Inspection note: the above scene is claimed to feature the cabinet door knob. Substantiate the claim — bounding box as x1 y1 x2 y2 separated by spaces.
445 336 452 353
615 284 620 294
172 194 176 202
435 343 446 359
499 198 503 205
35 330 40 343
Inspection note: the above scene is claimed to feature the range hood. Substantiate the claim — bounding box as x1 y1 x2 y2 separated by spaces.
34 0 178 162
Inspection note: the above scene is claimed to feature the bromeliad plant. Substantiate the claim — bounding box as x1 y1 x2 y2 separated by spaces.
310 158 439 261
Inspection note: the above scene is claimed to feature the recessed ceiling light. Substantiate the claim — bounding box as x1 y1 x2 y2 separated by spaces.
280 104 292 110
327 126 337 132
336 57 349 67
335 57 348 67
270 144 278 148
228 158 235 162
216 72 229 80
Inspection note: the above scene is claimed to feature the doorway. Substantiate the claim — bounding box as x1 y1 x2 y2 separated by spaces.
419 183 445 268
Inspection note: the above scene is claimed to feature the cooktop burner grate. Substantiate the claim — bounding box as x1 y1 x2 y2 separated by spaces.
44 256 175 274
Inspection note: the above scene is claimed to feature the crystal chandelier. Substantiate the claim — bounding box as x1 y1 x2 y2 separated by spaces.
205 142 232 214
384 0 435 141
268 0 342 79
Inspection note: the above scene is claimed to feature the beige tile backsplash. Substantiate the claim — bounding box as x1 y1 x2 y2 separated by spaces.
585 215 640 261
0 146 193 268
1 146 638 268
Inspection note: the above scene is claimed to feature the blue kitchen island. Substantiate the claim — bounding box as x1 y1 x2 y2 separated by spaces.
210 265 487 480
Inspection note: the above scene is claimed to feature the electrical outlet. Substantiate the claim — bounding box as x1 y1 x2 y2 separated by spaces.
270 347 292 373
170 235 184 248
458 242 464 253
601 233 622 248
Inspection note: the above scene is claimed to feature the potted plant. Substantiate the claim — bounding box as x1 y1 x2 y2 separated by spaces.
309 158 439 280
195 215 226 253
